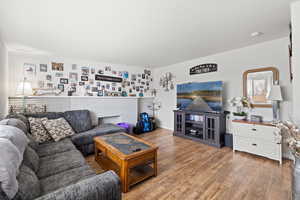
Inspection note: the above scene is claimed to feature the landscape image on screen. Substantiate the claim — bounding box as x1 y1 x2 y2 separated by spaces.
177 81 223 112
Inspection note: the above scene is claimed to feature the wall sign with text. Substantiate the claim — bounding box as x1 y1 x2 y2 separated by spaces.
95 75 123 82
190 63 218 75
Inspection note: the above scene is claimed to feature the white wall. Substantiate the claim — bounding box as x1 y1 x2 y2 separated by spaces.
153 37 292 131
7 53 153 97
291 1 300 122
0 38 8 119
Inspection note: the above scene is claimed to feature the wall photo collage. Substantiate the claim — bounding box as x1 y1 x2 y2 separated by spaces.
23 62 153 97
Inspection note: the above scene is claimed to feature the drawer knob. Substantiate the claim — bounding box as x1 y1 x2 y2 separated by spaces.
252 143 257 146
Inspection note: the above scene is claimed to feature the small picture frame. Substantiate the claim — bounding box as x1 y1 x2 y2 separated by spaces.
79 82 85 86
52 62 64 71
46 74 52 81
81 76 88 81
40 64 47 72
58 84 64 92
60 78 69 84
97 90 103 96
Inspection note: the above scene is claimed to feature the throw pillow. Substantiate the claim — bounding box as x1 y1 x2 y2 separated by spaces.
28 117 52 143
41 118 75 142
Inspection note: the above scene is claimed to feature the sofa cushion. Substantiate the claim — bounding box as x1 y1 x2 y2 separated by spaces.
0 125 29 158
71 123 125 146
0 138 22 199
40 165 95 195
63 110 93 133
5 114 30 133
23 146 39 173
37 150 86 179
37 138 76 157
28 117 52 143
0 119 28 134
41 118 75 142
14 165 40 200
25 112 64 120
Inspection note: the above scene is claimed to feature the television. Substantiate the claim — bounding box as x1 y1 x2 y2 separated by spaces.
177 81 223 112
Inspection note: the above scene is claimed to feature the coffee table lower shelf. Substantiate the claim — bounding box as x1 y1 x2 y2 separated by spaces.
95 153 157 192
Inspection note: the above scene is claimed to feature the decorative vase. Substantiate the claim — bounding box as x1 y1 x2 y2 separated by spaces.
293 156 300 200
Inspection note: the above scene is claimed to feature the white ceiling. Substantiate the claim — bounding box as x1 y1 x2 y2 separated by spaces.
0 0 295 67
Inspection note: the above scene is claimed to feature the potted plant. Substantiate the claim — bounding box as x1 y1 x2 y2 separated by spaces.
228 97 251 120
275 121 300 199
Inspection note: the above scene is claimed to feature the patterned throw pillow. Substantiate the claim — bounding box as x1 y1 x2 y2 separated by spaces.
28 117 52 143
41 118 75 142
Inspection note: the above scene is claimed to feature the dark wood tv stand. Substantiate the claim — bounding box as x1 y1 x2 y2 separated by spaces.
173 110 226 148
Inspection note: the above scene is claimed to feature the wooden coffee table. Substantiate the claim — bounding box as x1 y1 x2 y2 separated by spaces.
94 132 158 193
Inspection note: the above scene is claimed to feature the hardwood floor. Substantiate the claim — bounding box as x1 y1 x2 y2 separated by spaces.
87 128 292 200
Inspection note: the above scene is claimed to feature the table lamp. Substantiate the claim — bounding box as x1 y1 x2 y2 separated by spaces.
16 78 33 113
268 84 283 122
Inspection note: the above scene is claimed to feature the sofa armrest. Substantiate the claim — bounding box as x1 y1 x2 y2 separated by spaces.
35 171 121 200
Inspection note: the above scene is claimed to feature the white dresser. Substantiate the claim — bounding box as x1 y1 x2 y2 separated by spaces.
232 120 282 164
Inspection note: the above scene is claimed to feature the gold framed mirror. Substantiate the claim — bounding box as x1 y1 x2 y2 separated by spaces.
243 67 279 108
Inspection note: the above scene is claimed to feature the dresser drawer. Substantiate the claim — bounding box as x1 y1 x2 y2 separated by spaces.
232 122 279 142
234 136 281 160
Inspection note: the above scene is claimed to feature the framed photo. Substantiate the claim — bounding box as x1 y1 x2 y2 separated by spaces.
69 72 78 82
97 90 103 96
58 84 64 92
40 64 47 72
81 76 88 81
47 83 53 88
105 66 111 71
24 63 36 80
91 67 95 74
96 82 101 86
142 74 145 79
79 82 85 86
55 72 63 77
81 67 89 75
131 74 137 81
97 69 104 74
46 74 52 81
72 64 77 70
92 87 98 92
38 81 45 88
52 62 64 71
60 78 69 84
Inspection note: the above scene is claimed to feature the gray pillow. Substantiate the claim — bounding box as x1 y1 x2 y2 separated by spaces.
0 138 22 199
15 165 40 200
0 125 29 158
23 147 39 173
0 119 28 135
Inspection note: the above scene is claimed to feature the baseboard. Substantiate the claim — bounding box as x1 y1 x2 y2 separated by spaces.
157 125 173 131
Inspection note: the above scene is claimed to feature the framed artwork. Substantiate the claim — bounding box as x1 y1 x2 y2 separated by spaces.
40 64 47 72
97 90 103 96
55 72 64 77
24 63 36 80
46 74 52 81
81 67 89 75
81 76 88 81
69 72 78 82
72 64 77 70
98 69 104 74
58 84 64 92
79 82 85 86
52 62 64 71
60 78 69 84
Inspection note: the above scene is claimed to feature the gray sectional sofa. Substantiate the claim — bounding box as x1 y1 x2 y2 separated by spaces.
0 110 125 200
